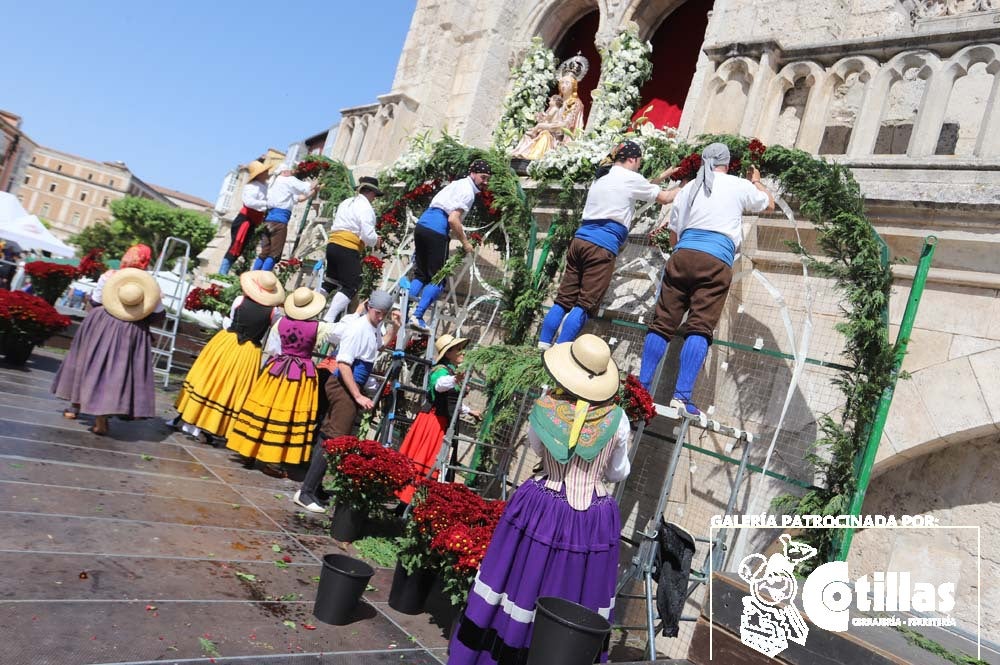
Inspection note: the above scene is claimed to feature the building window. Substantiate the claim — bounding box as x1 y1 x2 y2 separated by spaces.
56 164 62 172
71 212 81 225
48 183 56 192
80 192 87 202
41 203 50 216
23 175 30 185
87 173 93 181
109 178 115 187
102 197 109 207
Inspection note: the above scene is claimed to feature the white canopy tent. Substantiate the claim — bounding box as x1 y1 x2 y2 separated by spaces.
0 214 75 257
0 191 29 224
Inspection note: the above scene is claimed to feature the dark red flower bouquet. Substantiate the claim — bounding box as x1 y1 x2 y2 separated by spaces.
747 138 767 168
76 249 107 280
399 479 505 605
671 153 701 182
24 261 79 305
274 257 302 286
0 290 72 344
477 189 500 218
183 284 223 313
293 157 334 180
323 436 414 517
616 373 655 426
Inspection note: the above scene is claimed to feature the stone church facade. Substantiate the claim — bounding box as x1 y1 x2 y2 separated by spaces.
329 0 999 657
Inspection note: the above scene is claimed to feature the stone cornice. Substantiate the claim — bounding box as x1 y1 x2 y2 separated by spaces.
704 26 1000 65
338 102 381 117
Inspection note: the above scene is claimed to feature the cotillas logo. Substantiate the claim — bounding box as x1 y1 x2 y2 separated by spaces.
737 534 958 657
737 534 816 657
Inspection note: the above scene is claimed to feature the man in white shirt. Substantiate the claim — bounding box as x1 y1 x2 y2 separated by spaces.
638 142 774 416
538 141 678 347
294 290 400 512
220 160 270 275
407 159 490 332
322 177 383 322
253 163 318 271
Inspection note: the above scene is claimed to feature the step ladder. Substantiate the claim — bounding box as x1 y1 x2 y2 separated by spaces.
150 237 191 387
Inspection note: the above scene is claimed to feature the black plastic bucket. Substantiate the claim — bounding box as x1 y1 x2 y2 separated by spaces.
330 504 365 542
527 596 611 665
388 560 437 614
313 553 374 625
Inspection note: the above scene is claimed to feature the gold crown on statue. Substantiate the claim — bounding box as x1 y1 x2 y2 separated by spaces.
558 53 589 81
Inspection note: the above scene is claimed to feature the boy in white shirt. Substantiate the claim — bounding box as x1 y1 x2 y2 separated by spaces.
253 163 317 271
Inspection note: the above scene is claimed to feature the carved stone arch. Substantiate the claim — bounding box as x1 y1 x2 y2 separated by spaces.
935 43 1000 156
757 61 826 148
518 0 601 48
701 57 757 135
815 56 879 155
621 0 690 39
849 49 942 156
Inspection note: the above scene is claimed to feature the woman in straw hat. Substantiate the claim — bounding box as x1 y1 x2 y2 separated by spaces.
226 287 338 467
448 334 631 665
394 332 480 504
172 271 285 445
52 245 164 436
218 160 271 276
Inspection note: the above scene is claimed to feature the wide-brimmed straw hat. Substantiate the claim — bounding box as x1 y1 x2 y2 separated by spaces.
434 333 469 363
103 268 161 322
357 176 384 197
542 334 619 403
239 270 285 307
246 161 271 181
283 287 326 321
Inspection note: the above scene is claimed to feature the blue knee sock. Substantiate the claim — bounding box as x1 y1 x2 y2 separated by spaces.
251 257 264 271
539 304 567 344
555 306 588 343
218 257 232 275
408 278 425 303
261 257 276 271
675 335 710 402
639 332 669 392
413 283 443 319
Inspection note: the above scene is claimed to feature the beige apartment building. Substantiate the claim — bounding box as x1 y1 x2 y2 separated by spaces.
17 145 173 239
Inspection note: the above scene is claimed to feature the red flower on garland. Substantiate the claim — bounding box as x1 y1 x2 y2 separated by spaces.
748 138 767 165
616 373 656 425
361 255 384 271
672 153 702 182
184 284 223 313
477 189 500 217
467 232 483 247
293 158 333 180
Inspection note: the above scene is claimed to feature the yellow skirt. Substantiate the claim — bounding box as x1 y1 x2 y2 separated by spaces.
225 365 318 465
175 330 263 437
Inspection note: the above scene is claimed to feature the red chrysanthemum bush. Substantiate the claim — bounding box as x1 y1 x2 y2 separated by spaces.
23 261 80 305
0 290 72 344
616 373 655 426
183 283 223 313
398 479 506 605
323 436 414 518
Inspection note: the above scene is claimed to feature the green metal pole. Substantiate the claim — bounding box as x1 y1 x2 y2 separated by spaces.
837 236 937 561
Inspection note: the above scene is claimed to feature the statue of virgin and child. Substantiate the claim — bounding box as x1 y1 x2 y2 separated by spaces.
512 54 589 160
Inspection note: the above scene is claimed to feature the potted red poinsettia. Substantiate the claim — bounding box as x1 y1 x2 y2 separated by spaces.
0 291 72 364
322 436 413 541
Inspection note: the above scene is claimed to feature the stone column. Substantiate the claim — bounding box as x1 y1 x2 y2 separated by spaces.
908 64 954 157
847 68 893 157
345 115 368 166
796 69 832 152
331 117 354 161
975 68 1000 156
740 47 780 137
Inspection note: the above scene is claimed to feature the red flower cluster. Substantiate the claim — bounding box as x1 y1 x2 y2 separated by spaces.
24 261 78 281
184 284 222 313
410 480 505 573
0 290 72 342
405 335 428 355
748 138 767 163
376 179 442 244
467 232 484 247
293 158 333 180
477 189 500 217
616 373 656 425
361 255 384 271
322 436 414 513
76 249 107 280
648 225 671 254
672 153 701 182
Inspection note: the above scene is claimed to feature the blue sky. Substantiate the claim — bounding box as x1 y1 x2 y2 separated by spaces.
1 1 414 202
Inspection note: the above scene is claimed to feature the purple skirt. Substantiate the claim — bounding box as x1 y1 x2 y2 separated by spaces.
448 478 620 665
51 306 157 418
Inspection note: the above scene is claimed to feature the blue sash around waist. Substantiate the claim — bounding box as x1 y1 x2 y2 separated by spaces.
416 207 449 236
264 208 292 223
574 219 629 255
